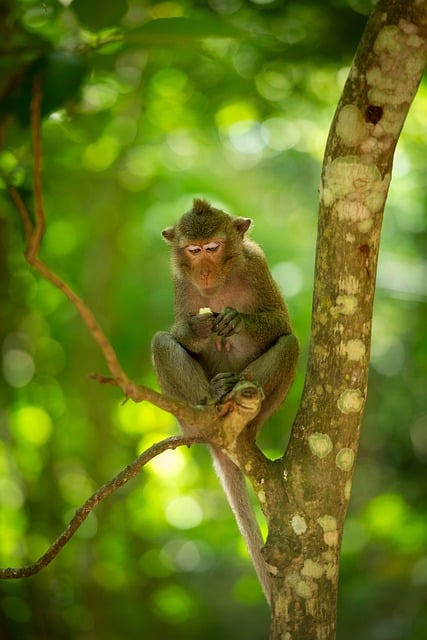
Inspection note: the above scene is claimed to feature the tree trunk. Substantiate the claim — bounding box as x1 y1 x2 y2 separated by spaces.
268 1 427 637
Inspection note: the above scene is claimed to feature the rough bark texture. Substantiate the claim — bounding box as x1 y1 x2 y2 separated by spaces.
263 1 427 638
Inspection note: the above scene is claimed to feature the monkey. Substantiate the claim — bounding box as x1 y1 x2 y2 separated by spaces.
151 198 299 604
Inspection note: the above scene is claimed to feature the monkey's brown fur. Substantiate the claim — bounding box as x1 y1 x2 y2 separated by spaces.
152 199 299 603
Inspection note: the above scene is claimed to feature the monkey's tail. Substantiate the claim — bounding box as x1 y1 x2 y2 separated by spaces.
212 448 271 606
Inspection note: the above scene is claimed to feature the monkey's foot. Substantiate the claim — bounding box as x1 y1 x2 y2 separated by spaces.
212 379 263 449
209 372 241 404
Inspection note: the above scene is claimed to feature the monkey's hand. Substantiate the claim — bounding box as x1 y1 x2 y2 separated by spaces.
188 313 214 338
209 372 241 404
213 307 243 337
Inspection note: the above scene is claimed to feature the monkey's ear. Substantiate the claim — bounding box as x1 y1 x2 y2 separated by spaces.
234 217 252 236
162 227 175 243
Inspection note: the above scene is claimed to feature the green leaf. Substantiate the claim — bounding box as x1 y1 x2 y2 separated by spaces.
71 0 128 31
0 52 88 125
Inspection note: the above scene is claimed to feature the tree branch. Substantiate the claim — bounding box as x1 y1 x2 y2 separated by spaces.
0 435 205 579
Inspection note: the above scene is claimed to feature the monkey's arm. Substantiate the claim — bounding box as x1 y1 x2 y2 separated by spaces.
213 256 292 343
213 306 291 344
169 282 216 352
170 312 214 353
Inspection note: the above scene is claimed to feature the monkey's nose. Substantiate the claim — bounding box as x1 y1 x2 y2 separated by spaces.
199 264 212 277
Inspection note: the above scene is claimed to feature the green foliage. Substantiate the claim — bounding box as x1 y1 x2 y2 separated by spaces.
0 0 426 638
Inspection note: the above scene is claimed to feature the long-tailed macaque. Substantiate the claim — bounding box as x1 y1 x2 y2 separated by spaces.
151 199 298 603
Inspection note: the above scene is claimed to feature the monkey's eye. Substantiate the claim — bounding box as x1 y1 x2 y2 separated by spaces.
203 242 221 252
186 245 202 255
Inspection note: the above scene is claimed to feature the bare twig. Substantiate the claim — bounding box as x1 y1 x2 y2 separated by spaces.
29 73 44 261
6 70 187 416
8 184 33 245
0 435 205 579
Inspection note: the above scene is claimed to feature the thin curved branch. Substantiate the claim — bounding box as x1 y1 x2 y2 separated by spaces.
6 75 194 420
0 435 205 579
29 73 45 261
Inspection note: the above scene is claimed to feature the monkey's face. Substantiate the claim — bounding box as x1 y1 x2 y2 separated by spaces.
179 240 231 295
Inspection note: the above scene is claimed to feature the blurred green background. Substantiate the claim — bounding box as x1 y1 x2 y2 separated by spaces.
0 1 426 638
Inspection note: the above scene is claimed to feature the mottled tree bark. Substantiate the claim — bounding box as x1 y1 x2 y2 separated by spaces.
263 1 426 637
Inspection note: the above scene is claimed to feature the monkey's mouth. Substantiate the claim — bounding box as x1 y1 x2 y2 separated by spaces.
196 284 222 297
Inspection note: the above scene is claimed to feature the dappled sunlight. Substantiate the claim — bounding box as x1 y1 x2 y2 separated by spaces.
271 261 304 298
377 252 427 300
148 448 188 480
2 350 35 388
165 496 204 530
9 406 52 447
115 399 176 438
362 492 427 553
160 538 215 573
150 583 197 624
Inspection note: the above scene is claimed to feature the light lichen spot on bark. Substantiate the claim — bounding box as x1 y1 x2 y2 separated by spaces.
338 275 359 295
335 199 372 228
337 388 364 414
331 294 358 316
301 559 324 579
336 447 355 472
318 516 339 547
358 217 374 233
295 580 313 600
322 550 335 565
325 563 337 580
322 157 385 211
341 338 366 361
308 433 333 459
317 515 337 533
291 514 307 536
258 489 266 504
344 479 353 500
285 572 300 587
266 562 279 576
368 22 425 109
374 25 402 56
336 104 367 147
324 530 339 547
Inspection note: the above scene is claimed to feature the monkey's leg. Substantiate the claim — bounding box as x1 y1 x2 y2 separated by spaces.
151 331 209 407
244 333 299 433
